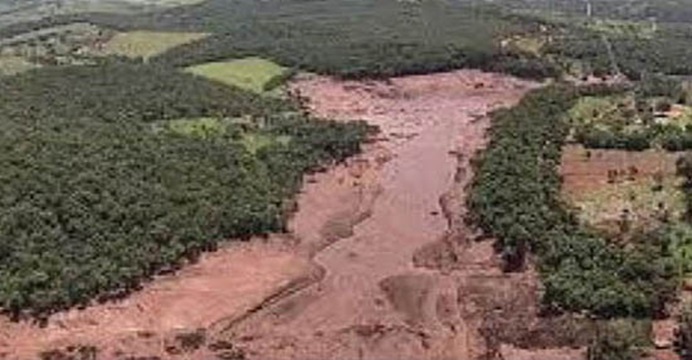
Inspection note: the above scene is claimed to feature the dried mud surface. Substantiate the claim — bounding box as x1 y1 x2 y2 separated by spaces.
0 71 579 360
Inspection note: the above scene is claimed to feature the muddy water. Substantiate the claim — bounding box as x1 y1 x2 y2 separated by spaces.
226 71 536 360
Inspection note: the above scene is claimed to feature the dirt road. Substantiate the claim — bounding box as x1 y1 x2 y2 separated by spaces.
1 70 575 359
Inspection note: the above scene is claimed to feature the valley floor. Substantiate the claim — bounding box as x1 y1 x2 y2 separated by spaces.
0 70 572 360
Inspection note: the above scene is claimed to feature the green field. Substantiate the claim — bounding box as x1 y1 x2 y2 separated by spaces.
568 175 685 234
185 57 290 93
101 31 208 60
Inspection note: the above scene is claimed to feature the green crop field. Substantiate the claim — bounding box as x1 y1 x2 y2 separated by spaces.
185 57 289 93
101 30 208 60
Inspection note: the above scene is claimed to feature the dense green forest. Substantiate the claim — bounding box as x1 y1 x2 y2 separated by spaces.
0 62 371 316
1 0 561 79
545 24 692 79
4 0 692 81
0 60 291 121
566 75 692 151
468 84 678 317
0 0 691 328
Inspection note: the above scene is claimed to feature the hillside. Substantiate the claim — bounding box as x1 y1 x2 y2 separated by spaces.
2 0 692 359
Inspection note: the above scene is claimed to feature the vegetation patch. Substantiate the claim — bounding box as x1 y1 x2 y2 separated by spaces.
545 25 692 79
10 0 559 79
468 84 678 318
241 133 291 155
101 31 208 60
165 117 227 139
185 57 291 93
0 55 38 76
0 22 105 66
586 19 656 39
561 146 684 236
566 78 692 151
502 34 546 56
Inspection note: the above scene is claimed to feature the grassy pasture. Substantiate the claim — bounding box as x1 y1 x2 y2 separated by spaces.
665 104 692 127
0 55 38 76
185 57 289 93
101 30 208 60
567 95 633 129
586 19 656 39
164 117 292 153
561 145 684 235
166 117 226 139
503 35 545 56
242 133 291 154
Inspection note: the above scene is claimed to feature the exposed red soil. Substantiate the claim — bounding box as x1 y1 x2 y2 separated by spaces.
560 145 683 234
0 239 317 359
0 70 562 360
560 145 680 193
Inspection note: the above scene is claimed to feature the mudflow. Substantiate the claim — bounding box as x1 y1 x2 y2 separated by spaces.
1 71 583 360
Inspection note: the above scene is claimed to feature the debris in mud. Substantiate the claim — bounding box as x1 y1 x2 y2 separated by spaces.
379 274 436 327
209 340 246 360
412 237 463 272
349 323 390 339
39 345 98 360
164 328 206 354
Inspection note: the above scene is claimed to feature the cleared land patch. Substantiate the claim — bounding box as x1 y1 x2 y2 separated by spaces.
0 55 38 76
561 145 683 235
185 57 290 93
101 31 208 60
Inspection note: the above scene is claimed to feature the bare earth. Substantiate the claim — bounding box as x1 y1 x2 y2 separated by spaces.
0 70 579 360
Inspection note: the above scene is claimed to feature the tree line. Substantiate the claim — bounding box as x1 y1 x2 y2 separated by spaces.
468 84 678 318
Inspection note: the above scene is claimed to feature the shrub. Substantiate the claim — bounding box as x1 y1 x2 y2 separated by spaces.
587 320 650 360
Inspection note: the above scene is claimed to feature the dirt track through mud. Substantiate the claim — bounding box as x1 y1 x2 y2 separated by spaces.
0 71 564 360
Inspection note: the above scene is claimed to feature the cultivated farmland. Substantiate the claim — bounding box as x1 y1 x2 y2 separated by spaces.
101 30 207 60
185 57 290 93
